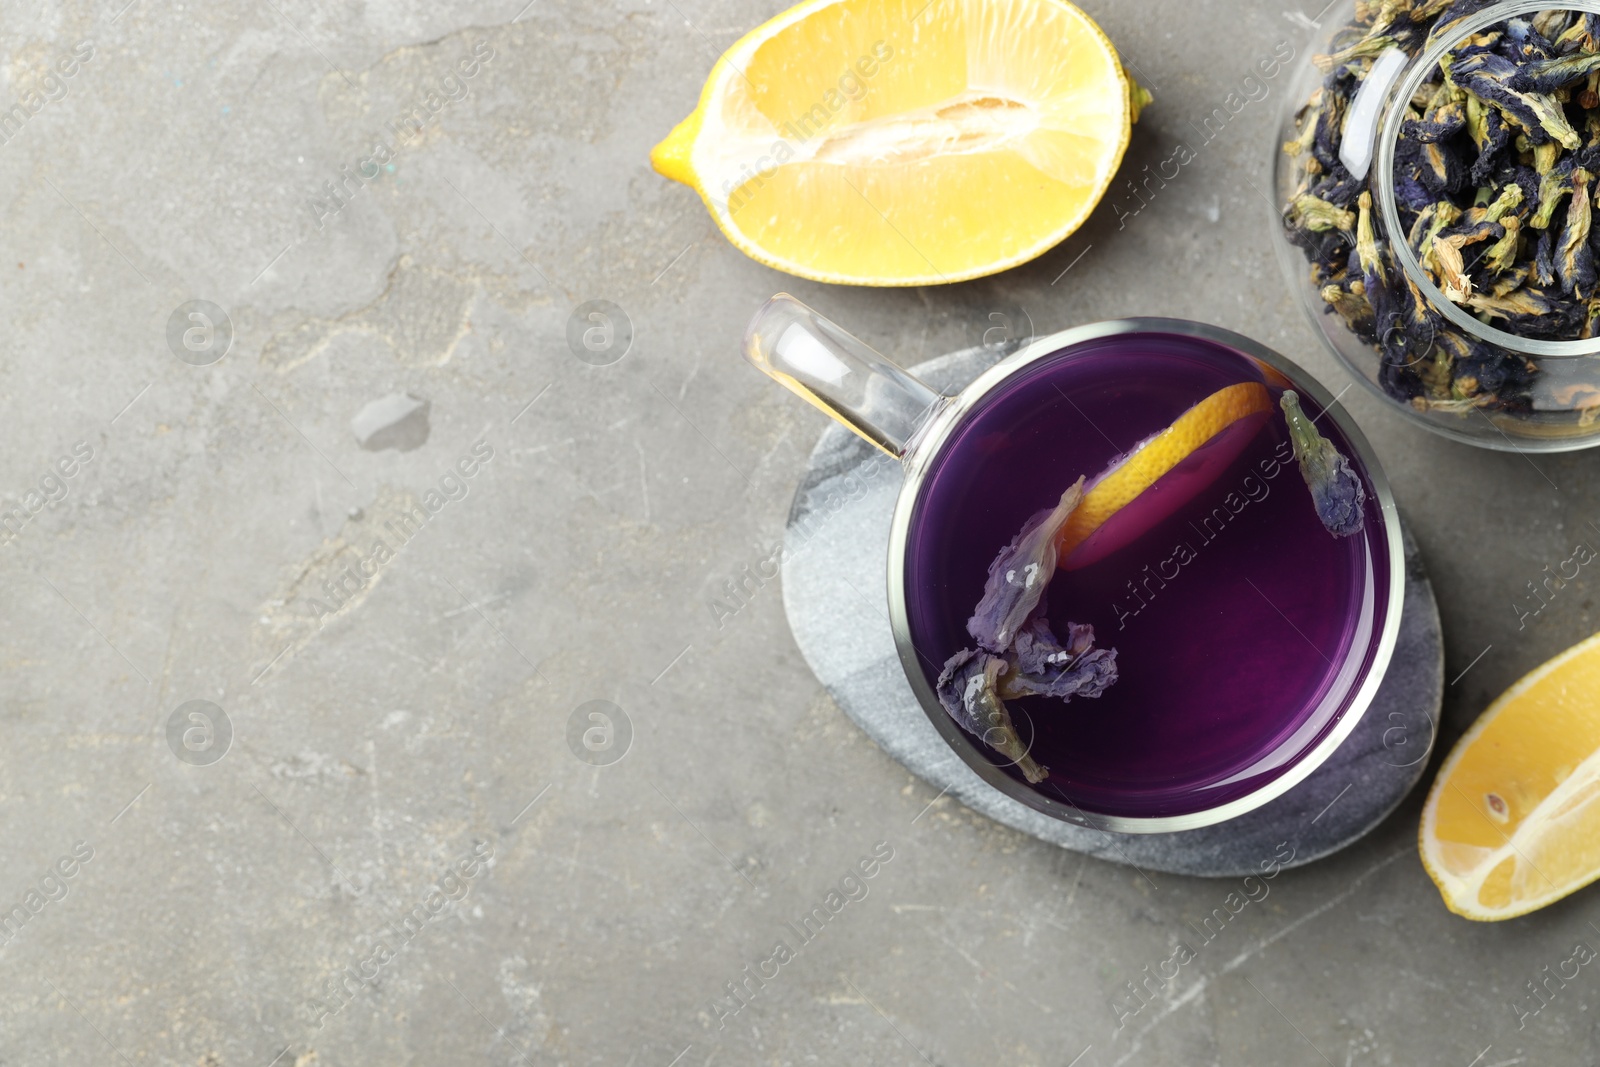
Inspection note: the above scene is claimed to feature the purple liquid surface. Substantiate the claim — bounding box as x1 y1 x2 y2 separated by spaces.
902 333 1392 820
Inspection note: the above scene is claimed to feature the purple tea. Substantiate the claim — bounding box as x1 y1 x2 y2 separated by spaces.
903 332 1393 821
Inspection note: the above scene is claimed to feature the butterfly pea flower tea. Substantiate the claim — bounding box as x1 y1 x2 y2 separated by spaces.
908 333 1388 821
745 298 1404 832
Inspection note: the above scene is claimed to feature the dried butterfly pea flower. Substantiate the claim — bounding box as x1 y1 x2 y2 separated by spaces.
1409 90 1468 142
939 473 1128 785
1355 191 1388 287
1429 231 1474 297
1582 301 1600 341
1433 216 1502 251
1530 157 1576 228
1425 217 1503 298
1317 33 1412 75
1529 9 1577 42
1294 227 1354 283
1469 180 1526 222
1322 282 1377 332
1552 13 1600 53
1409 199 1462 253
1555 167 1596 296
1350 192 1439 375
1393 140 1441 212
1417 137 1473 194
1370 0 1427 34
1454 344 1538 400
1395 270 1445 370
1312 259 1350 292
1382 359 1431 407
1464 84 1491 142
1503 16 1558 63
1310 165 1367 208
1483 214 1523 274
1510 50 1600 94
1288 194 1357 233
1534 225 1559 285
1312 89 1352 172
1533 139 1563 175
1350 210 1403 359
1580 123 1600 170
1581 13 1600 51
1410 0 1458 19
1490 259 1531 296
1483 161 1539 211
1450 29 1507 61
998 619 1119 703
965 477 1086 653
1467 105 1515 183
1435 324 1536 408
1409 327 1458 398
1465 284 1587 336
1284 94 1325 160
1426 0 1506 53
1450 50 1584 149
1280 391 1368 539
935 649 1049 784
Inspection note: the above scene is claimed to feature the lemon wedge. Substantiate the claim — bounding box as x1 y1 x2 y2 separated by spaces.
1056 382 1275 568
1421 630 1600 920
650 0 1141 286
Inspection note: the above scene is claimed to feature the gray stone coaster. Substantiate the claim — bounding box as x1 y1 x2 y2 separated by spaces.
782 344 1444 877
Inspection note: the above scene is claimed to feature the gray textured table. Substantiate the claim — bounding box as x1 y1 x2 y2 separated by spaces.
3 2 1598 1065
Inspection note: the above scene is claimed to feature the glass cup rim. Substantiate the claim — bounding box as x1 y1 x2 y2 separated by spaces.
1374 0 1600 359
884 317 1406 835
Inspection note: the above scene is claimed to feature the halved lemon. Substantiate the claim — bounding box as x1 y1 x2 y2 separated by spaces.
1421 631 1600 921
1056 382 1275 569
650 0 1142 286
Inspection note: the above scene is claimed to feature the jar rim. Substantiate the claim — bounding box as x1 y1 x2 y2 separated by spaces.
1373 0 1600 359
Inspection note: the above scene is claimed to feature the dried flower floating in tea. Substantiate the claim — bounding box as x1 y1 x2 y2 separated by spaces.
1280 391 1368 537
936 479 1119 783
1281 1 1600 420
966 478 1086 650
937 650 1051 784
999 618 1119 702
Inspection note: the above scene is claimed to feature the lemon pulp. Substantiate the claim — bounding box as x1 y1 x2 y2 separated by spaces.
1421 630 1600 920
651 0 1135 285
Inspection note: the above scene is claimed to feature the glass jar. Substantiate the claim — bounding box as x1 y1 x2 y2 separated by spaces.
1274 0 1600 450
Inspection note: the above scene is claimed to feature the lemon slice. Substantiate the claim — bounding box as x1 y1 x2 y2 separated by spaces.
1056 382 1274 568
650 0 1139 286
1421 631 1600 921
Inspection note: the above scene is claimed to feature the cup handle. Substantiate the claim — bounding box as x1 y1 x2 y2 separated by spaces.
742 294 944 459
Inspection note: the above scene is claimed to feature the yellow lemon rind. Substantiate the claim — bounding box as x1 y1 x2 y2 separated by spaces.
1057 382 1273 559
